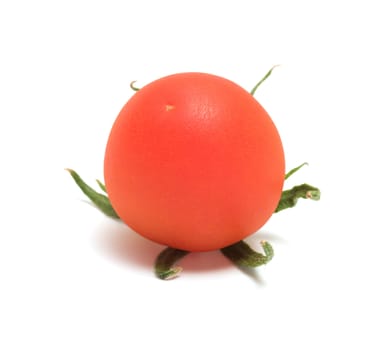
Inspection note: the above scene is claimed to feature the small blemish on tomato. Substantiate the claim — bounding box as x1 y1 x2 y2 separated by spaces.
165 104 175 111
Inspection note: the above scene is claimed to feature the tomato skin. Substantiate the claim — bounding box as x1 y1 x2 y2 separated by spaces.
104 73 285 251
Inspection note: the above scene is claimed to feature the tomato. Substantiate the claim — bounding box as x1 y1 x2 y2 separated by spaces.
104 72 285 252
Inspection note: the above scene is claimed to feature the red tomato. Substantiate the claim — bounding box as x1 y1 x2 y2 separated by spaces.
104 73 285 251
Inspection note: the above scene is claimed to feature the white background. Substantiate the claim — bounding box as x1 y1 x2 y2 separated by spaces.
1 0 390 349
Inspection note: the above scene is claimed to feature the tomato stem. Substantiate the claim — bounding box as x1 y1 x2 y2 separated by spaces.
275 184 320 213
66 169 119 219
154 247 189 280
221 240 274 268
250 65 279 96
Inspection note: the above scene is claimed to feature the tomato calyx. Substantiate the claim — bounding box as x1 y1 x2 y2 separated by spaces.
153 240 274 280
66 164 320 279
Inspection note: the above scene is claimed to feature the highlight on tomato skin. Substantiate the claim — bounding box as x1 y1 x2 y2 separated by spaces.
103 72 285 252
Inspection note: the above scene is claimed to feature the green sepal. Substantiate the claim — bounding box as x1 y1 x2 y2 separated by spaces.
154 247 189 280
285 162 308 180
221 240 274 268
130 80 140 92
66 169 119 219
96 179 107 193
250 65 279 96
275 183 320 213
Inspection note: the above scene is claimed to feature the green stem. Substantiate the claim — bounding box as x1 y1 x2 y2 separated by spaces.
221 240 273 268
66 169 119 219
250 65 279 96
154 247 189 280
275 183 321 213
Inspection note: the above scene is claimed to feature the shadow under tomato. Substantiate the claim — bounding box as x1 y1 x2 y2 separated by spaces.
95 219 283 285
96 220 161 270
95 219 233 273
